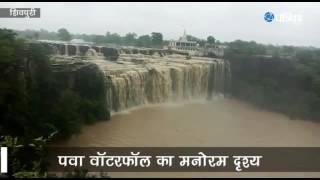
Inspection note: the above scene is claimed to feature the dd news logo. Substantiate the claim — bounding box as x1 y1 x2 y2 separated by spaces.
0 147 7 174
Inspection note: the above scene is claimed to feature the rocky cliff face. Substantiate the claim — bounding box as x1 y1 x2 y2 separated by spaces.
50 59 109 120
50 50 231 119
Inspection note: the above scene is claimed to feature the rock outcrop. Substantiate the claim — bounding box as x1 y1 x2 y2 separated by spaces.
49 46 231 118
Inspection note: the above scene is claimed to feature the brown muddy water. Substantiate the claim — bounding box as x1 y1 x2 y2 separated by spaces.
57 98 320 178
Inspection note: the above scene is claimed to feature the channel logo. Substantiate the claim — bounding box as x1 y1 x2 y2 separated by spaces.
264 11 302 24
264 12 275 22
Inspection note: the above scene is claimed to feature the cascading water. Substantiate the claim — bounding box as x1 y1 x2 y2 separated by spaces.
86 48 98 57
76 45 80 56
92 53 231 114
47 42 231 116
64 44 69 56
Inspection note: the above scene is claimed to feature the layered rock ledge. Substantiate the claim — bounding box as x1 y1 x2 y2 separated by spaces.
50 52 231 118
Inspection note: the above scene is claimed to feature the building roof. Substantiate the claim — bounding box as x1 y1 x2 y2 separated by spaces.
171 30 197 43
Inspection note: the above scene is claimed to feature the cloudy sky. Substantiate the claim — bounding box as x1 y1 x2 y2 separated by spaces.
0 2 320 47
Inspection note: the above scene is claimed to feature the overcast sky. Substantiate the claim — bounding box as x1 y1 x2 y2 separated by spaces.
0 2 320 47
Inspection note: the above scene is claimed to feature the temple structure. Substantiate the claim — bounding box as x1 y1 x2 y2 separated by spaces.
167 30 225 57
167 30 199 54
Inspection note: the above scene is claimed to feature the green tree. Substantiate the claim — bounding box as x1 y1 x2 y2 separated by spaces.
207 36 215 44
105 32 121 44
186 35 207 47
0 29 27 137
136 35 152 47
93 35 106 45
123 33 137 45
197 39 206 47
57 28 71 41
186 35 199 42
151 32 163 47
33 32 39 40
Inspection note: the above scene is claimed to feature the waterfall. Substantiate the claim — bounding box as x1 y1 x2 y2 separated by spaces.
97 56 231 113
65 44 69 56
76 45 80 56
51 45 59 55
86 48 98 57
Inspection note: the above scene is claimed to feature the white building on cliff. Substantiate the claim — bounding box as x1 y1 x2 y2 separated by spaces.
167 30 199 54
167 31 225 57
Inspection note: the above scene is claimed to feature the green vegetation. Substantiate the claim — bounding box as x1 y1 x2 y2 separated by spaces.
207 36 215 44
4 27 320 177
150 32 163 47
10 28 320 122
136 34 152 47
16 28 165 48
0 28 108 177
57 28 72 41
0 133 56 178
0 29 108 139
186 35 214 47
14 28 219 49
225 40 320 121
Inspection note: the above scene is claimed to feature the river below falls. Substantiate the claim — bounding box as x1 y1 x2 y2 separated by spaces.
56 98 320 177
